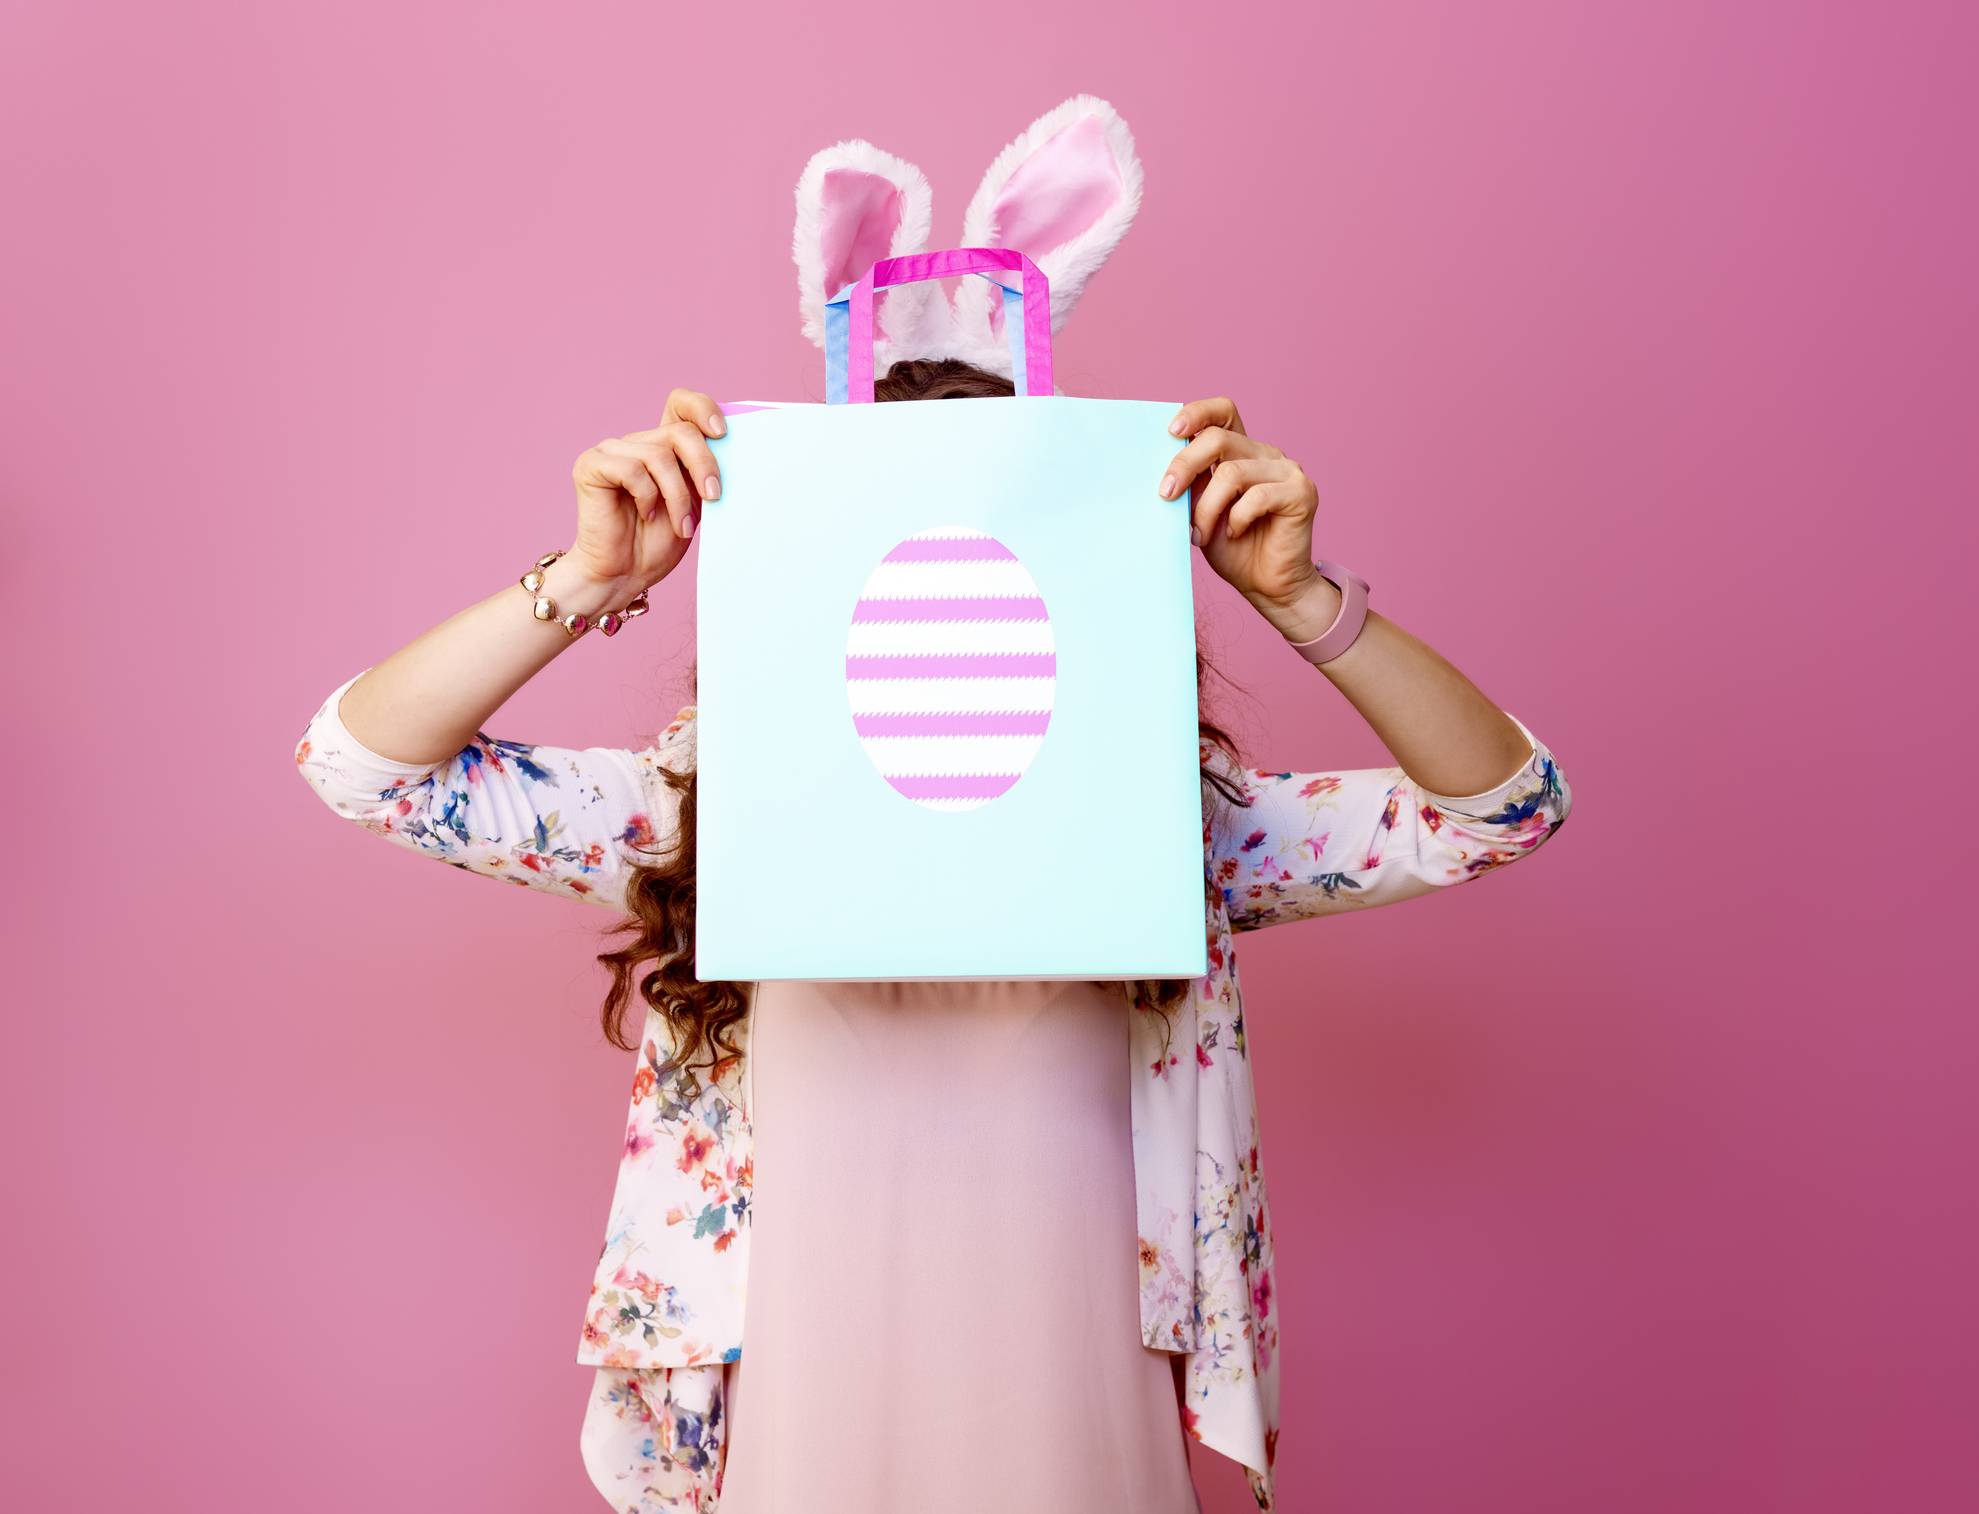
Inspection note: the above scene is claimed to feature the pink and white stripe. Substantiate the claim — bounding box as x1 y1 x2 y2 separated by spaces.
846 527 1055 812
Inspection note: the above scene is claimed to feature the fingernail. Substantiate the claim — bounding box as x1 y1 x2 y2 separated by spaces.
681 513 696 539
709 414 726 436
1169 416 1186 436
1189 525 1202 547
703 475 721 501
1160 474 1176 499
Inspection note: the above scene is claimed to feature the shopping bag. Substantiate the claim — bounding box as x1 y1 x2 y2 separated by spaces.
694 248 1206 982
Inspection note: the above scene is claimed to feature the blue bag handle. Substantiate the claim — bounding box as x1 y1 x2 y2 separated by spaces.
823 247 1052 403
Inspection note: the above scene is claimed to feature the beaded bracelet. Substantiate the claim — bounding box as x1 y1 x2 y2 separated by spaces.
520 550 650 638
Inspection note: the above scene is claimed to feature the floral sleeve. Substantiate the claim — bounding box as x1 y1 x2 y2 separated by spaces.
1206 710 1572 932
292 666 696 911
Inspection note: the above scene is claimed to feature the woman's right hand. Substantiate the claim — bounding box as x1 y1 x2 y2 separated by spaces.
565 388 727 601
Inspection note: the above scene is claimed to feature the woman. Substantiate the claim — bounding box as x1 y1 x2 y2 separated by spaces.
293 98 1573 1514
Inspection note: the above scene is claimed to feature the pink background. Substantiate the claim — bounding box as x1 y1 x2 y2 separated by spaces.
5 2 1973 1510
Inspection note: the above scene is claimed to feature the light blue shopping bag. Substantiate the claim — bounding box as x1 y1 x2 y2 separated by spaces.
694 249 1206 981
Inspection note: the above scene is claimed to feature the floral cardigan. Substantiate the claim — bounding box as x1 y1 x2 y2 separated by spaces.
295 665 1573 1510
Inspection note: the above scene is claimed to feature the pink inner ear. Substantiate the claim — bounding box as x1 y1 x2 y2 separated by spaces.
988 114 1123 259
821 169 902 299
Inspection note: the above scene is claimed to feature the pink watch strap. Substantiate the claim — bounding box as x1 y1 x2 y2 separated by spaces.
1285 560 1371 665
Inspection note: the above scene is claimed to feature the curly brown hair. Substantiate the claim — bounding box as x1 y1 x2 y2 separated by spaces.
596 357 1251 1085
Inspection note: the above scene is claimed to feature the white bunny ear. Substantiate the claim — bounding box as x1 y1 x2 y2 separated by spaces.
792 139 934 354
955 94 1143 346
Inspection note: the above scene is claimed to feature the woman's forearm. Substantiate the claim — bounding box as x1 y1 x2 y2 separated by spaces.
1158 396 1546 796
331 391 725 766
335 554 632 768
1248 574 1537 799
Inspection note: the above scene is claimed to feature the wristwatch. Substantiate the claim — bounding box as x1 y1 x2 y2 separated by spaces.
1284 560 1370 666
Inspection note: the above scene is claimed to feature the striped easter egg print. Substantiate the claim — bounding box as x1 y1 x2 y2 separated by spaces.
846 527 1054 812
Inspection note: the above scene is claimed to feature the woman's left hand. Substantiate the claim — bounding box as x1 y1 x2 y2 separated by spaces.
1161 396 1322 613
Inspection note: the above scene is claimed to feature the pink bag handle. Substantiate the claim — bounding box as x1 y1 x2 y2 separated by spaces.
828 247 1053 403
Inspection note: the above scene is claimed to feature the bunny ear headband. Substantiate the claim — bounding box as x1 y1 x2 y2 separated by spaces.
793 94 1143 387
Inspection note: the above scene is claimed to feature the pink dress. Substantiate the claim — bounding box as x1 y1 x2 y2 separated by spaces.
714 976 1201 1514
